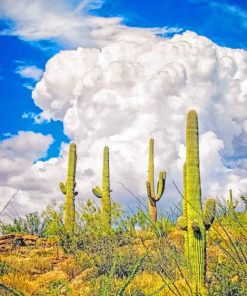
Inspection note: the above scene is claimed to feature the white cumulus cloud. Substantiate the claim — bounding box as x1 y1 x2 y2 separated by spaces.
1 29 247 219
15 65 44 81
0 132 55 219
0 0 182 49
31 30 247 212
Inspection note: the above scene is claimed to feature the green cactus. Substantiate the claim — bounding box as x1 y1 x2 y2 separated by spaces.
177 110 216 288
227 189 238 215
92 146 111 234
59 143 78 233
146 138 166 222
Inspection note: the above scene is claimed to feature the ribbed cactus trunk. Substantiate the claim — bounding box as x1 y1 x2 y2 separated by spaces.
92 146 111 234
102 146 111 233
59 143 78 233
146 138 166 222
177 110 216 289
183 162 189 260
186 110 205 287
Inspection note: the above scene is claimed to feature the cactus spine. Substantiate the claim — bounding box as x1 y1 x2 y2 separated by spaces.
92 146 111 234
146 138 166 222
178 110 216 289
59 143 78 232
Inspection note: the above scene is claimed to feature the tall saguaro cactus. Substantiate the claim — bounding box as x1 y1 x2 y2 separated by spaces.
146 138 166 222
177 110 216 289
92 146 111 234
59 143 78 232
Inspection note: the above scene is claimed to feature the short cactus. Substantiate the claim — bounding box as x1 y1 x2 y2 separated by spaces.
146 138 166 222
59 143 78 232
92 146 111 234
177 110 216 288
227 189 238 214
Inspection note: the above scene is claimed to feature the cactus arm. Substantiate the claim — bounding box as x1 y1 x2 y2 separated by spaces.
92 186 102 198
177 216 187 230
59 182 66 194
203 198 216 230
155 171 166 201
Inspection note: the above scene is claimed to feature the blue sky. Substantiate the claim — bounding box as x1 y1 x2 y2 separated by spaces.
0 0 247 160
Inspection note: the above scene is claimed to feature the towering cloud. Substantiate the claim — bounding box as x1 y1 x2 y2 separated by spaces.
1 30 247 219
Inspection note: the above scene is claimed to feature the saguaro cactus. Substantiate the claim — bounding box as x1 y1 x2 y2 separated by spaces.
183 162 189 260
92 146 111 234
177 110 216 288
59 143 78 232
146 138 166 222
227 189 238 214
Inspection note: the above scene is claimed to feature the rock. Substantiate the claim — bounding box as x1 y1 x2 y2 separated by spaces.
0 234 38 252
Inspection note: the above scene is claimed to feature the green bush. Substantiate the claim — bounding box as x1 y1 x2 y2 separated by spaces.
0 212 45 236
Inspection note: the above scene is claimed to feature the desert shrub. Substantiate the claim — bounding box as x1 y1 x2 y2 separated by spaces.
0 212 45 236
33 279 71 296
57 199 132 255
0 261 11 275
41 201 64 237
208 260 247 296
207 212 247 296
57 256 82 279
0 201 65 237
96 250 144 278
0 283 24 296
46 279 71 296
0 217 26 234
0 272 38 294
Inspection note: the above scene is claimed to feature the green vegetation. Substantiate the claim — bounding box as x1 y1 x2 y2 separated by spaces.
0 110 246 295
